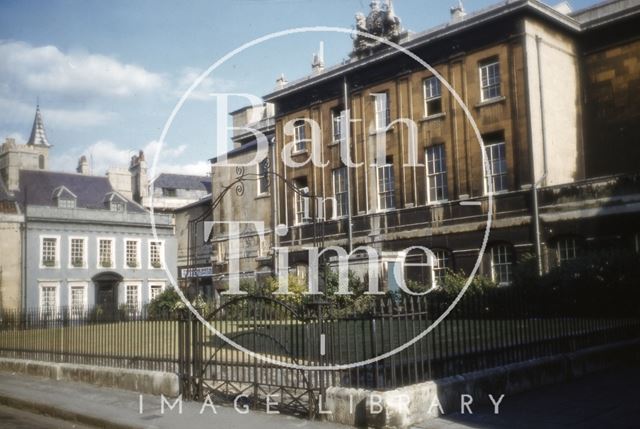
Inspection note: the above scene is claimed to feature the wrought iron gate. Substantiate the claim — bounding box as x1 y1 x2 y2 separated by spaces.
189 296 325 417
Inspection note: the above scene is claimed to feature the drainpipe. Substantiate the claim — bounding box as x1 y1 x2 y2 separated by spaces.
269 137 278 277
21 188 28 310
344 77 354 253
533 35 548 276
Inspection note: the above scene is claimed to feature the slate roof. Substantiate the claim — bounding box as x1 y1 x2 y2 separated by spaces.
153 173 211 193
15 170 145 213
26 106 51 147
0 175 18 214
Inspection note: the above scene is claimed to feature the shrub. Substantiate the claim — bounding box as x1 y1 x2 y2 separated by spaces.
435 269 498 297
147 287 182 319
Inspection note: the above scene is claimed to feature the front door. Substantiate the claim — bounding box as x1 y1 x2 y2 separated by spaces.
95 281 118 313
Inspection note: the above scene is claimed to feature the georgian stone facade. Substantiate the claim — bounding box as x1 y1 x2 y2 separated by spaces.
210 0 640 289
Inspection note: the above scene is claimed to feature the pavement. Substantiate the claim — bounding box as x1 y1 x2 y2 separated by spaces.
0 366 639 428
415 364 640 429
0 371 348 429
0 404 94 429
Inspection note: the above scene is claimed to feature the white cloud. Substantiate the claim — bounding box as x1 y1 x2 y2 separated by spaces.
0 40 165 98
174 67 237 101
50 139 206 177
45 107 115 128
0 96 115 128
151 161 211 176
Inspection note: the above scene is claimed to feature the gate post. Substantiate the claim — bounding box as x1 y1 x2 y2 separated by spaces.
252 299 258 406
178 310 194 399
192 312 202 400
315 299 329 419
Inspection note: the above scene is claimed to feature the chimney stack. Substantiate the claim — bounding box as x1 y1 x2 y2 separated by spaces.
77 155 90 175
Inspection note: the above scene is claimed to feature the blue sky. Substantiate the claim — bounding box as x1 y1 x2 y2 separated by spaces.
0 0 595 177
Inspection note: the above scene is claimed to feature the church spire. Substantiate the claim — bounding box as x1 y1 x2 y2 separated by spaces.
27 105 51 147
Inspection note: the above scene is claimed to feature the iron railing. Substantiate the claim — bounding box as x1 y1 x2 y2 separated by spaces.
0 285 638 415
0 306 183 373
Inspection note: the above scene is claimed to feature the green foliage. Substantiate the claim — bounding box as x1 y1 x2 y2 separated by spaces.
511 253 539 289
264 275 310 308
437 269 498 296
147 287 182 319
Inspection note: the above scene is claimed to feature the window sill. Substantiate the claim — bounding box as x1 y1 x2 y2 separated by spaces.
484 190 509 196
255 193 271 200
475 96 506 108
291 149 308 156
420 112 446 122
328 140 344 147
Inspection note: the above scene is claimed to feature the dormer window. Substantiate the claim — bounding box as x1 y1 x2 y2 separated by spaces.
162 188 177 197
52 186 77 209
104 192 128 213
111 201 125 212
58 198 76 209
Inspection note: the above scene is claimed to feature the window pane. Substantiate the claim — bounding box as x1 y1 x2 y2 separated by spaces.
42 238 57 266
557 238 578 264
294 120 306 151
126 285 139 311
426 145 448 202
484 142 508 194
375 93 389 129
332 110 345 143
332 167 348 218
71 239 84 267
40 286 57 312
258 159 269 194
99 239 113 267
377 163 395 210
70 286 85 313
491 245 513 286
424 77 443 116
433 250 451 286
150 285 163 301
480 61 501 100
150 241 162 268
126 240 138 268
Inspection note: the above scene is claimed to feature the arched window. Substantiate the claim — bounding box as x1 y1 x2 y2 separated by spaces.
490 244 514 286
38 155 45 169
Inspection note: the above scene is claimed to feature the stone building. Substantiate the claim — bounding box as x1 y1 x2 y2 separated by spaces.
213 0 640 290
15 170 177 312
0 176 23 311
145 173 211 213
210 103 276 289
0 107 179 312
0 106 50 192
104 150 212 213
174 196 214 298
